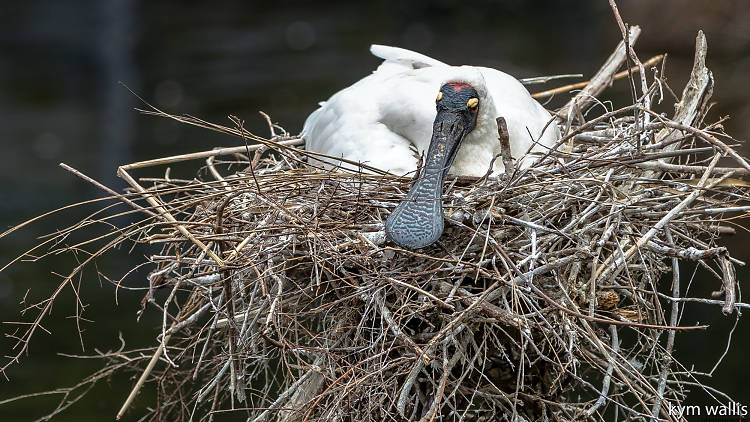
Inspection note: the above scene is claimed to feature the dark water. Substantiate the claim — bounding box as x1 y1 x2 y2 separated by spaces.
1 1 749 420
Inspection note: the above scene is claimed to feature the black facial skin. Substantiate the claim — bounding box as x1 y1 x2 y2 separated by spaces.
385 83 480 249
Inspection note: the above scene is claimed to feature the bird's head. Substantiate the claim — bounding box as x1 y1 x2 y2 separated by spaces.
385 81 481 250
428 82 481 173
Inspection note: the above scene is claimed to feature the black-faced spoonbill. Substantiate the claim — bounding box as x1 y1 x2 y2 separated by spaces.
303 45 559 249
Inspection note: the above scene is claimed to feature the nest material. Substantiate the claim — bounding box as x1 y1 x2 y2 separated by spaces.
4 29 749 422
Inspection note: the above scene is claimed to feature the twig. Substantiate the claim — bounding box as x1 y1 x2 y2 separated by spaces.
532 55 664 99
59 163 158 217
116 333 172 420
652 228 680 417
496 117 514 174
595 154 725 284
118 166 225 266
586 325 618 416
374 290 429 362
558 25 641 123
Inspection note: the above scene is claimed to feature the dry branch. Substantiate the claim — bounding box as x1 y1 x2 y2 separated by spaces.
557 25 641 123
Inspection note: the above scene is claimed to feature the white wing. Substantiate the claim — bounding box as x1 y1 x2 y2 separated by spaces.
303 47 449 175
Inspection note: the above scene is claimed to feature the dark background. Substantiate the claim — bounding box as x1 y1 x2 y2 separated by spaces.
1 1 749 420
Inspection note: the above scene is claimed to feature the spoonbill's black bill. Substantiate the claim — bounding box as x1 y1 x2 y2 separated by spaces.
385 83 480 249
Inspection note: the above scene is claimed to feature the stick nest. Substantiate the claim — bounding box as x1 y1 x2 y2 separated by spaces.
4 30 748 422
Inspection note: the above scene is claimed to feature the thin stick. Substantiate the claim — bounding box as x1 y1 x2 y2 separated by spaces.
532 55 664 99
120 139 303 171
116 333 171 420
117 166 226 266
496 117 514 174
59 163 158 217
595 154 724 284
653 115 750 172
652 228 680 417
375 290 429 362
558 25 641 120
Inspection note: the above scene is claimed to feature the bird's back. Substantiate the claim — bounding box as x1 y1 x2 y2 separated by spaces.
303 46 558 176
303 46 442 174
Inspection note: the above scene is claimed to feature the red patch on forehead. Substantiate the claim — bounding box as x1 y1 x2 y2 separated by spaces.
445 82 474 92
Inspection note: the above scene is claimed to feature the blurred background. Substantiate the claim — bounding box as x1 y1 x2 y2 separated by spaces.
1 1 749 420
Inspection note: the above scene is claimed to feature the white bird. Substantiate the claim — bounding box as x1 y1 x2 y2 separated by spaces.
302 45 560 249
303 44 558 177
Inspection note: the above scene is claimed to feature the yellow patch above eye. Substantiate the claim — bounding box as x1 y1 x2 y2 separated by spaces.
436 92 443 102
467 97 479 108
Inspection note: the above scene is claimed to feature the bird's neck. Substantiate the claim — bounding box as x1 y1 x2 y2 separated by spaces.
449 98 500 177
468 99 499 145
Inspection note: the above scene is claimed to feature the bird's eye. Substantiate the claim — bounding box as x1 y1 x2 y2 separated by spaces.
467 97 479 112
436 91 443 102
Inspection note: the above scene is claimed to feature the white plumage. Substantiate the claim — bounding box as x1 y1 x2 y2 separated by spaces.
302 45 559 177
